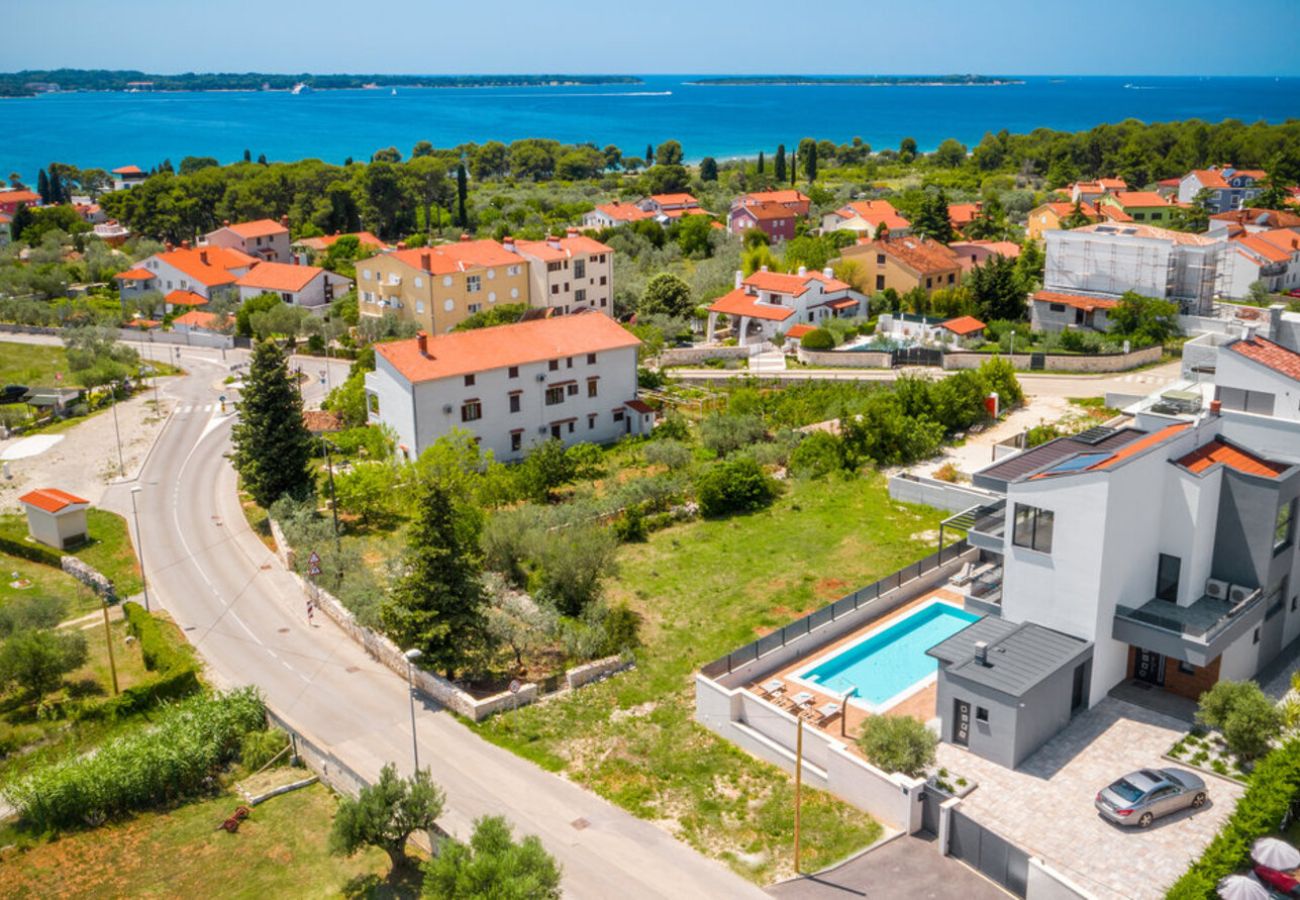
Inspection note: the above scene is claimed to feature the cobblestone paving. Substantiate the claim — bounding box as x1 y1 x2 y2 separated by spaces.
936 698 1244 900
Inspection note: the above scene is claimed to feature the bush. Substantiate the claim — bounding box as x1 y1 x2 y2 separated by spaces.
643 439 692 471
788 431 848 479
123 601 194 673
0 534 63 567
1167 739 1300 899
531 523 618 617
612 506 648 543
0 594 67 637
800 328 835 351
4 688 266 830
699 412 766 457
423 814 562 900
694 456 779 518
0 628 88 701
240 728 290 771
857 715 936 777
1196 680 1282 760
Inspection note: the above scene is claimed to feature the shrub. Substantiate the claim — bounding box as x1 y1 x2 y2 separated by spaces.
1196 680 1282 760
423 814 562 900
531 523 619 617
0 627 88 701
933 462 962 483
0 594 67 637
800 328 835 351
788 431 848 479
123 601 194 673
694 456 779 518
643 439 692 471
0 534 63 567
4 688 266 830
240 728 290 771
612 506 648 543
699 412 766 457
857 715 936 777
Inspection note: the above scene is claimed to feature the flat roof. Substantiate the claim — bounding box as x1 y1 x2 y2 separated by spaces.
928 618 1091 698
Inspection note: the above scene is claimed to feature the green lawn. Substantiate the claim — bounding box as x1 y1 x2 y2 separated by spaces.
0 552 100 617
471 473 943 883
0 782 412 899
0 341 72 387
0 509 143 599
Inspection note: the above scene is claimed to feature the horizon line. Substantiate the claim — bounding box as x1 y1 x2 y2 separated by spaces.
5 69 1300 79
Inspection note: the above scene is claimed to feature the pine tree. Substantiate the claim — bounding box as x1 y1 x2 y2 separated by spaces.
912 190 955 243
804 141 817 182
36 169 50 205
757 151 765 174
456 163 468 227
774 145 786 182
380 478 488 677
699 157 718 181
231 340 314 507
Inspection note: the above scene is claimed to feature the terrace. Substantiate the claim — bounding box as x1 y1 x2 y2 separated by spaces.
1113 586 1267 666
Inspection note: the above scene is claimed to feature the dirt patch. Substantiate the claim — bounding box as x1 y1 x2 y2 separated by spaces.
814 577 850 599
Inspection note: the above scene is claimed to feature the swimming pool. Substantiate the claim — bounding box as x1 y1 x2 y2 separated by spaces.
794 600 980 712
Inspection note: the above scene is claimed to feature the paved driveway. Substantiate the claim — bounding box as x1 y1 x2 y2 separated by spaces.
936 698 1244 900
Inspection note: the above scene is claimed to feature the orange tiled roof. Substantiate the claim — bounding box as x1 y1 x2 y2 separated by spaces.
834 200 911 231
165 289 208 307
173 309 228 329
592 201 654 223
745 269 851 297
785 324 816 339
114 267 153 281
707 287 796 322
647 193 698 206
940 315 987 336
1234 234 1292 264
1229 168 1267 181
0 189 40 205
1099 205 1134 222
513 235 614 262
948 203 982 226
742 190 809 205
1253 228 1300 255
1229 336 1300 382
1039 201 1100 218
1032 290 1121 312
294 231 388 252
1210 209 1300 230
236 261 324 293
221 219 289 239
1178 439 1287 479
19 487 89 513
1189 169 1230 190
874 236 961 275
376 314 640 383
112 165 144 175
1109 191 1170 208
737 201 795 221
388 239 519 275
156 246 258 287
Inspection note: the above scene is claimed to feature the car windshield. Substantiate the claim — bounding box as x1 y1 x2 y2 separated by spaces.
1109 779 1145 803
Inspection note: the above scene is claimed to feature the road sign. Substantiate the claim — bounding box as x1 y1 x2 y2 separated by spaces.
307 550 322 577
508 679 521 694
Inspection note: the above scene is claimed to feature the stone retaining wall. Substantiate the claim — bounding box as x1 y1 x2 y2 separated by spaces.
659 345 752 366
941 345 1162 372
796 347 892 368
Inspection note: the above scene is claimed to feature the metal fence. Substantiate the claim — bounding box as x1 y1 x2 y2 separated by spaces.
700 540 970 678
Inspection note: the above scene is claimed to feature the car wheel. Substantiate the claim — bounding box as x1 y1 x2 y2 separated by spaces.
1191 792 1206 808
1138 812 1154 828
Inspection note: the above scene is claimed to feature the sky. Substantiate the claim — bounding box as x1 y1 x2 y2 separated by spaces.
6 0 1300 77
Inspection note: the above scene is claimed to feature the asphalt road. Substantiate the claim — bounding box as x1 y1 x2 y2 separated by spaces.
97 344 764 899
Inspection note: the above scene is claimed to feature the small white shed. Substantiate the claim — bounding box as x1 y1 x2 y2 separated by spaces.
18 487 90 550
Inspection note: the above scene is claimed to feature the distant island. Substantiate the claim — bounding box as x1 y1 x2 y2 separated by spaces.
0 70 643 97
689 74 1023 87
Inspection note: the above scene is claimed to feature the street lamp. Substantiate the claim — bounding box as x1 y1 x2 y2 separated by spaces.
110 383 125 477
1009 330 1016 357
404 648 423 772
130 485 150 613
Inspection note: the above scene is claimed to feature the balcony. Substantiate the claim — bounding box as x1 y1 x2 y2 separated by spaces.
1113 587 1266 666
944 499 1006 553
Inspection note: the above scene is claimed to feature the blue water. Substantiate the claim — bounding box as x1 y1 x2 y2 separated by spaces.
2 75 1298 182
800 602 980 706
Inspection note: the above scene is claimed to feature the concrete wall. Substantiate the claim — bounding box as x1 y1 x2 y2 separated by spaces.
659 345 752 366
888 474 998 512
1026 857 1094 900
796 347 892 368
941 346 1162 373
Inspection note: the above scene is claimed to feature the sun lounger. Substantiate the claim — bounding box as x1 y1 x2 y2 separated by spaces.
949 562 975 587
791 691 814 708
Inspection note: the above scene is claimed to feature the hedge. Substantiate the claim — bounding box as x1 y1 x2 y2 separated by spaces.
123 600 195 673
1166 738 1300 898
0 534 64 568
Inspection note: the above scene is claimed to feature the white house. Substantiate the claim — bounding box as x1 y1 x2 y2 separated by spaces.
201 218 292 262
113 245 257 304
507 231 615 316
1210 329 1300 421
365 314 647 461
705 268 866 345
636 193 704 223
1218 229 1300 299
820 199 911 238
1178 167 1267 214
582 201 655 229
235 261 351 309
110 165 147 191
18 488 90 549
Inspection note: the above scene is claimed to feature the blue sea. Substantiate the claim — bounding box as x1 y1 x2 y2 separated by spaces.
2 74 1298 181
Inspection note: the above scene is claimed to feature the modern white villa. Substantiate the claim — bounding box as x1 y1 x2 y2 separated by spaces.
705 268 866 345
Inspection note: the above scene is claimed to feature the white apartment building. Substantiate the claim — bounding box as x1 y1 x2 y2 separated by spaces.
1218 229 1300 299
1044 223 1224 315
365 314 651 461
705 267 866 345
507 231 615 315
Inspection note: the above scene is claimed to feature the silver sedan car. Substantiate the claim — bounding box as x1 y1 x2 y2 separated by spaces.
1095 767 1208 828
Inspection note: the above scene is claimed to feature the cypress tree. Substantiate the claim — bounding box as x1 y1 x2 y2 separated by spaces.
699 157 718 182
49 169 64 204
646 143 654 167
243 148 252 162
456 163 468 226
774 145 786 182
257 153 268 166
231 340 314 507
790 149 797 185
36 169 50 205
757 151 765 174
11 203 33 243
804 141 817 182
380 478 488 678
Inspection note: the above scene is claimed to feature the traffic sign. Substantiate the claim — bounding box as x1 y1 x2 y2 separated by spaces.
307 550 322 577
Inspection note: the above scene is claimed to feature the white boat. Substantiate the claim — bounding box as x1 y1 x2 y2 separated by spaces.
391 88 397 96
291 82 311 95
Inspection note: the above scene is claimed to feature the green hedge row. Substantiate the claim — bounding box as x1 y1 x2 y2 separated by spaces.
1166 738 1300 898
122 601 195 673
0 534 64 568
75 667 201 722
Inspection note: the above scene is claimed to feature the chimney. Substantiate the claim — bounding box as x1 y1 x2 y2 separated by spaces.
760 264 769 272
416 331 429 357
420 252 432 272
164 240 174 251
1210 399 1222 416
1244 323 1258 342
1269 303 1285 341
459 233 470 242
223 219 230 227
396 241 407 250
547 234 562 250
974 641 989 667
797 265 807 277
280 215 289 228
565 227 579 237
824 266 835 279
734 269 743 289
502 234 516 253
199 250 209 265
180 239 190 250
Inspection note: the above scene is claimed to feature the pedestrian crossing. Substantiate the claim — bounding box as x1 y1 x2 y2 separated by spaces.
1112 373 1173 386
175 403 218 414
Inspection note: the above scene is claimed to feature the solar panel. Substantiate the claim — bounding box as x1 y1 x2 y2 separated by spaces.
1074 425 1117 445
1041 452 1111 475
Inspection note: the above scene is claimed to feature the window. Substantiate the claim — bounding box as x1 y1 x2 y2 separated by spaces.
876 254 886 265
599 275 607 286
587 378 599 398
948 273 955 284
367 393 380 414
1276 499 1296 553
508 265 521 276
548 360 559 371
1156 554 1180 603
613 409 625 423
586 353 597 364
574 259 585 279
925 277 933 288
508 366 519 379
566 383 579 396
575 289 586 304
587 413 597 429
509 392 521 413
510 431 522 452
468 303 482 314
1050 302 1066 313
1133 212 1145 221
1178 661 1196 675
463 374 475 387
563 283 570 292
551 284 560 295
467 275 482 293
547 261 562 272
875 275 885 290
1253 627 1261 645
415 301 425 314
1012 504 1054 554
460 400 481 422
414 276 423 288
567 421 575 434
975 707 989 723
566 357 573 368
545 386 564 405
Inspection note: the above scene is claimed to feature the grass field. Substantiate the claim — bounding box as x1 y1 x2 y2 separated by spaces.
472 472 942 883
0 782 411 899
0 509 143 600
0 341 72 387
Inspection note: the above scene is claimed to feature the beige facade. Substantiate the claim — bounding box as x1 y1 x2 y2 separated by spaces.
840 237 963 297
509 232 615 315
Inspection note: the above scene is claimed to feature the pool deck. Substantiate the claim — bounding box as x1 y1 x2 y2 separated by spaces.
745 587 965 741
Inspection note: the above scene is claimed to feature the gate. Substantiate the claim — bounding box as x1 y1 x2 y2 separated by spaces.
1029 352 1046 371
891 346 944 367
920 783 950 835
949 808 1029 897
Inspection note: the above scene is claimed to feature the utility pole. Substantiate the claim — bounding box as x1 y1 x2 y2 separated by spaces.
101 597 119 695
405 648 423 772
794 716 804 873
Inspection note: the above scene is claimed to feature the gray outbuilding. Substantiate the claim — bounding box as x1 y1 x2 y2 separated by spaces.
928 617 1093 769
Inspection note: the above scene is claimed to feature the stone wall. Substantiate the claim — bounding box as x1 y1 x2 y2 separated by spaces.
566 655 633 690
796 347 892 368
659 345 752 366
941 345 1162 372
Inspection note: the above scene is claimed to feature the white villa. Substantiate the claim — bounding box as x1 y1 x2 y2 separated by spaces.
705 268 866 345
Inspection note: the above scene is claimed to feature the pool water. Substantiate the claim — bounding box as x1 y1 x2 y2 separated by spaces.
797 602 980 708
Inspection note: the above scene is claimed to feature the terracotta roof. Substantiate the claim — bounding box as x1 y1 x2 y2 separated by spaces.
647 193 698 206
513 235 614 262
1234 234 1292 264
112 165 144 175
661 207 711 219
1032 290 1121 312
173 309 227 330
1109 191 1170 209
1228 168 1267 181
736 201 795 222
1253 228 1300 255
1080 424 1191 472
1210 209 1300 230
19 487 89 513
376 314 641 383
785 324 816 339
294 231 388 252
1188 169 1230 190
1038 201 1100 218
624 399 655 415
1071 223 1219 245
155 246 258 287
741 190 808 205
940 315 987 335
948 203 981 226
114 267 154 281
302 410 344 433
387 239 518 275
745 269 851 296
1157 177 1182 187
1099 205 1134 222
591 201 654 223
707 287 796 322
0 189 40 205
833 200 911 231
1229 336 1300 382
874 236 961 275
1178 439 1287 479
236 261 324 293
950 240 1022 261
165 289 208 307
1097 177 1128 190
220 219 289 239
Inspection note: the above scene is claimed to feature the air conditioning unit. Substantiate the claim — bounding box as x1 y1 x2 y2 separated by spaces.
442 404 454 414
1228 584 1254 604
535 373 547 382
1205 578 1229 600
